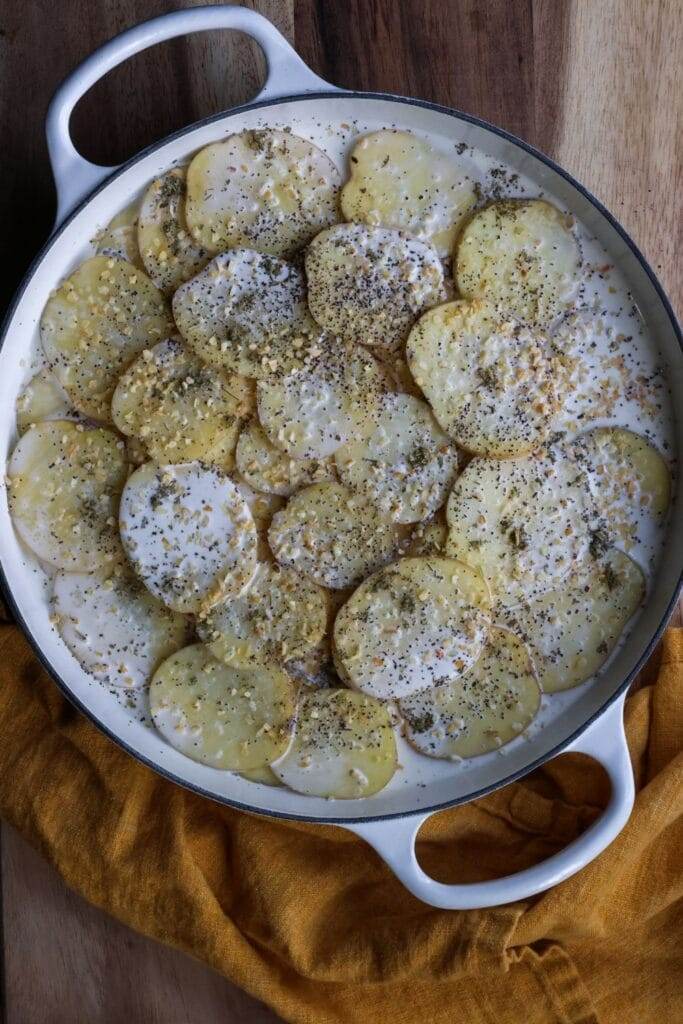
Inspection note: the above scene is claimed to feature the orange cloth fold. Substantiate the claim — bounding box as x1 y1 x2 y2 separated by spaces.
0 616 681 1024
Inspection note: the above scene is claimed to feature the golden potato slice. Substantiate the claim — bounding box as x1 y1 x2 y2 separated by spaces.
41 256 173 422
341 129 477 257
111 338 252 469
400 627 540 758
96 202 143 268
8 421 128 571
185 129 341 258
138 168 209 293
268 482 403 588
119 462 257 613
501 549 645 692
333 557 490 700
335 393 458 522
15 369 78 433
235 419 335 496
270 689 397 798
150 644 296 771
455 199 581 324
197 561 327 668
305 223 445 351
407 300 563 456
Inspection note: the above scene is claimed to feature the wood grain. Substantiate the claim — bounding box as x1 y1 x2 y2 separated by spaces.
0 1 680 1021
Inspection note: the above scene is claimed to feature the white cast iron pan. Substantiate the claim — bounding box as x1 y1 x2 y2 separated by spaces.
1 6 681 910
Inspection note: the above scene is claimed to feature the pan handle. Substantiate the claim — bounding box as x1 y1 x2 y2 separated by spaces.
345 693 634 909
46 5 337 227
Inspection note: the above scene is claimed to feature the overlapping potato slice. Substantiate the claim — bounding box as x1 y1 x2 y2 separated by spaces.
239 766 283 786
138 168 209 292
119 462 257 613
407 300 563 456
185 129 341 258
455 199 581 324
501 549 645 692
270 689 397 798
41 256 173 422
407 518 449 557
111 338 252 468
340 129 477 256
96 203 143 268
333 557 490 700
335 393 458 522
198 561 327 668
305 223 445 351
235 419 335 496
257 344 388 460
268 482 403 588
400 627 540 758
150 644 296 770
172 248 319 379
15 369 78 433
234 478 285 561
52 568 191 690
8 421 128 570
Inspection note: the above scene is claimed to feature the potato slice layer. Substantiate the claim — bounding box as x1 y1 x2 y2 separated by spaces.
341 129 477 256
271 689 397 798
305 223 444 351
119 462 257 613
41 256 173 422
15 370 77 433
236 419 335 496
186 130 341 258
138 168 209 292
96 202 143 268
150 644 296 770
335 393 458 522
400 627 540 758
8 421 128 571
334 556 490 700
455 199 581 324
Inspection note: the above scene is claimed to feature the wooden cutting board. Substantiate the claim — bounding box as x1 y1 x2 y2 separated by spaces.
0 1 680 1020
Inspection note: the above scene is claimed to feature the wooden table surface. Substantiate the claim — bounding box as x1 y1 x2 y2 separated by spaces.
0 1 680 1020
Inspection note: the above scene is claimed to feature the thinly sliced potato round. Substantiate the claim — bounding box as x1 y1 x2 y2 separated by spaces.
335 393 458 522
52 568 191 690
502 549 645 692
333 557 490 700
407 300 563 456
305 223 445 351
271 689 397 798
198 561 327 668
407 518 449 557
150 644 296 770
400 627 540 758
41 256 173 422
239 766 283 786
15 369 78 433
96 202 144 268
172 248 319 379
235 419 335 496
111 338 252 468
8 421 128 571
341 129 477 257
119 462 257 613
268 482 403 588
455 199 581 324
138 168 209 292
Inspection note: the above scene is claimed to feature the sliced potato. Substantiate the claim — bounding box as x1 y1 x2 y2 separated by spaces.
41 256 173 422
407 300 563 456
150 644 296 770
15 369 78 433
400 627 540 758
407 518 449 557
234 478 285 561
501 549 645 692
198 561 327 668
125 436 148 467
239 766 283 786
341 129 477 257
185 129 341 258
172 248 319 379
455 199 581 324
333 557 490 700
119 462 257 613
268 482 403 588
286 642 338 689
138 168 209 292
96 202 143 268
111 338 252 469
52 568 191 689
335 393 458 522
235 419 335 496
271 689 396 798
305 223 444 351
8 421 128 571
